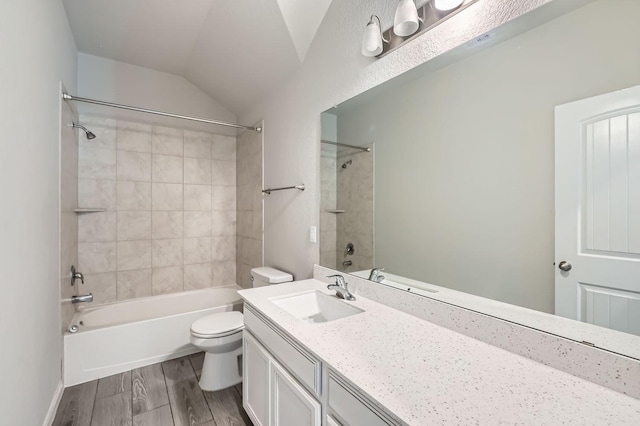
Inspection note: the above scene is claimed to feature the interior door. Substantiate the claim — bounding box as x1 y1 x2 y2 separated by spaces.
555 85 640 336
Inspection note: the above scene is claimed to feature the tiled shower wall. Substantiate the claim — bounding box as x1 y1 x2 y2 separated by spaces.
336 146 374 272
320 145 374 273
320 144 338 269
236 126 264 288
76 116 237 303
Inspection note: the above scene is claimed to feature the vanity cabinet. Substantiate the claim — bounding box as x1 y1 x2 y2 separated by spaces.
243 331 321 426
243 305 397 426
243 331 271 426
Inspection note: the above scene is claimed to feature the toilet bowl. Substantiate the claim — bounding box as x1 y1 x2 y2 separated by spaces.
190 311 244 391
190 267 293 391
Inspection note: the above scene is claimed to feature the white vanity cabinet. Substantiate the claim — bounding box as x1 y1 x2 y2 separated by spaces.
243 304 398 426
243 307 322 426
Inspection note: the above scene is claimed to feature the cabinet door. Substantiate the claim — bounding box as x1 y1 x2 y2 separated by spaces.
243 332 271 426
326 416 342 426
271 359 321 426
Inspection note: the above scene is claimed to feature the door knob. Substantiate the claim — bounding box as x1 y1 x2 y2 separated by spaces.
558 261 572 272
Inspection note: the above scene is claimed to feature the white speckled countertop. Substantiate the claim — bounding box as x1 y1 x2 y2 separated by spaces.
238 279 640 425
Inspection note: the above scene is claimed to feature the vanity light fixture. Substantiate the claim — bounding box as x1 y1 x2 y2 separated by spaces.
362 0 479 58
434 0 465 11
362 15 387 57
394 0 422 37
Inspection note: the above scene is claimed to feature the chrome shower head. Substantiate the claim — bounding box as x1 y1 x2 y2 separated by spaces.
341 160 352 169
71 123 96 140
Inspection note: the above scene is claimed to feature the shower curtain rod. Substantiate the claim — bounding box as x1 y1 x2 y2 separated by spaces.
62 93 262 133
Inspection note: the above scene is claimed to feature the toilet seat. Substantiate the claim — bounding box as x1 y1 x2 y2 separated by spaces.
190 311 244 339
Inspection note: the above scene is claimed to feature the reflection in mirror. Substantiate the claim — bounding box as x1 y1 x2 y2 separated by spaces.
320 0 640 358
320 113 374 272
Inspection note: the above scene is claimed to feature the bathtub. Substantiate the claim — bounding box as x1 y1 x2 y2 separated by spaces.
64 285 243 386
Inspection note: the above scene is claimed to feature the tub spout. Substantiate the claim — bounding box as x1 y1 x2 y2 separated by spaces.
71 293 93 304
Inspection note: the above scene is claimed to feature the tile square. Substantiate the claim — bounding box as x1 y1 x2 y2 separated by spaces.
152 266 183 295
117 240 152 271
184 211 212 237
117 182 151 210
117 211 151 241
184 157 212 184
184 185 211 211
184 130 212 159
78 242 116 273
152 239 183 267
211 160 236 186
184 263 212 291
152 126 183 156
78 146 116 180
117 121 152 153
152 183 183 211
184 237 212 265
152 154 183 183
78 211 116 243
78 179 116 210
152 211 183 239
211 134 236 161
117 151 151 181
117 269 152 300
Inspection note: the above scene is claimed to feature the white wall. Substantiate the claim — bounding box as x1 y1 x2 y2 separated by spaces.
77 53 237 135
238 0 564 279
0 0 77 424
336 0 640 313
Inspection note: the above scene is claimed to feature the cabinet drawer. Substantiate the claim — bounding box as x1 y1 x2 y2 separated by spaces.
244 305 321 396
328 373 395 426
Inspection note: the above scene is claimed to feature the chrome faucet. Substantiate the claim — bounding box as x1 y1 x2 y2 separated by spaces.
327 275 356 301
368 267 385 283
71 293 93 304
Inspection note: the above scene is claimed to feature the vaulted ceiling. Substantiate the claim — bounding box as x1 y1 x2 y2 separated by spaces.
62 0 333 114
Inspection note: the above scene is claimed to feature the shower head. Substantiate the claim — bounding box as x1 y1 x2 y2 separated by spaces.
341 160 352 169
71 123 96 140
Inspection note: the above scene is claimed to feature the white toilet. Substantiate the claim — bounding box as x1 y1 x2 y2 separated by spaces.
190 267 293 391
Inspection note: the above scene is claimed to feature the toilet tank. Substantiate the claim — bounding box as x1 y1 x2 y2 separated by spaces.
251 267 293 287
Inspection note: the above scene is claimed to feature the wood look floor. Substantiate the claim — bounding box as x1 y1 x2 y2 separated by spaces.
53 353 252 426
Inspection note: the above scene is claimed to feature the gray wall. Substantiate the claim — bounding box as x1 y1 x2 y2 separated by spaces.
336 0 640 313
0 0 77 423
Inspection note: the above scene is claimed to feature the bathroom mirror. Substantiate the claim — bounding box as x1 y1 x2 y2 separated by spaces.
320 0 640 359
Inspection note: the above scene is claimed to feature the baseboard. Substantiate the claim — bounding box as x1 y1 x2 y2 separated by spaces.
43 380 64 426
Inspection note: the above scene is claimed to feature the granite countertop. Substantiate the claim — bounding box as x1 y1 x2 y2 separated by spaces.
238 279 640 425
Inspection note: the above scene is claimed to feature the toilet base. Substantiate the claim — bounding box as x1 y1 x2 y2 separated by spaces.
199 344 243 391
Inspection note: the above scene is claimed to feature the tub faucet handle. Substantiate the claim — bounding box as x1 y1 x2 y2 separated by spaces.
71 265 84 286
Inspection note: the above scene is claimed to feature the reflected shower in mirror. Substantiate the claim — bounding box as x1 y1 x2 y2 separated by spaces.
320 113 374 273
319 0 640 358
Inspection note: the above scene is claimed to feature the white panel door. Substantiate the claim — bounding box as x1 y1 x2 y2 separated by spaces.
243 332 271 426
556 85 640 336
271 359 321 426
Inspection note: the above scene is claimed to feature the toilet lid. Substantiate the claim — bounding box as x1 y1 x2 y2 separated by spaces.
191 311 244 338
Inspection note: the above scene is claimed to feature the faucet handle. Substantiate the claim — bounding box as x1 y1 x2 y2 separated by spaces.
327 274 346 288
70 265 84 286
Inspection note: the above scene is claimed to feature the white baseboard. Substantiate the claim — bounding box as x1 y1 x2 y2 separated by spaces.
43 381 64 426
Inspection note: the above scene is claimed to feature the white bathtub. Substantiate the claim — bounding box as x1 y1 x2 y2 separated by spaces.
64 285 243 386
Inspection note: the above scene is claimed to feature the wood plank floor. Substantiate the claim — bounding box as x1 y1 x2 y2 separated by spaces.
53 353 252 426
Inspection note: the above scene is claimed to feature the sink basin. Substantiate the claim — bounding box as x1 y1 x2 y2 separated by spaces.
270 291 364 323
